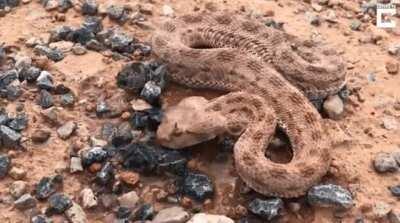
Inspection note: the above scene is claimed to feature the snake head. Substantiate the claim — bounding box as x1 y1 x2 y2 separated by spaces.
156 96 226 149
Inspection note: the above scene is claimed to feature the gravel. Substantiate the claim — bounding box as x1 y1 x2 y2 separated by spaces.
307 184 353 209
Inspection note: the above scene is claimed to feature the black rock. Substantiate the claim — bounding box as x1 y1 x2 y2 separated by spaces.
38 90 54 109
81 0 97 15
111 122 133 147
85 39 105 51
8 113 28 131
31 215 52 223
133 203 154 221
50 26 74 42
70 27 95 45
0 44 6 64
53 83 71 94
14 194 37 210
109 32 134 53
60 93 75 107
0 110 9 125
133 43 152 57
96 162 114 185
5 84 22 101
96 100 110 116
101 122 117 141
157 149 187 176
307 184 353 209
389 185 400 197
36 71 54 90
265 18 284 30
0 0 7 9
248 198 283 221
19 66 41 83
116 62 147 93
130 108 162 131
34 45 64 62
140 81 161 105
46 193 73 215
338 85 349 101
58 0 72 12
0 125 21 147
116 206 131 219
35 175 63 200
182 172 214 201
121 143 158 173
82 16 103 34
6 0 19 7
80 146 108 167
0 69 18 89
0 154 11 179
107 5 129 23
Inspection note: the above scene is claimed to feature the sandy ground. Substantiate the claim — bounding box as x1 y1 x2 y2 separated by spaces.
0 0 400 222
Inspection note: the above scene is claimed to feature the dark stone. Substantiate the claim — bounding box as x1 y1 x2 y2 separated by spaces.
109 32 134 53
80 146 108 167
38 90 54 109
264 18 284 30
5 84 22 101
132 43 152 57
14 194 37 210
101 122 117 142
0 69 18 89
36 71 54 90
338 85 349 101
182 172 214 201
58 0 72 12
19 66 41 83
0 0 7 9
60 93 75 107
96 100 110 116
133 203 154 221
121 143 158 173
140 81 161 105
8 113 28 131
107 5 129 23
34 45 64 62
116 62 147 93
53 84 71 94
46 193 72 215
0 154 11 178
116 206 131 219
0 125 21 147
81 0 97 15
307 184 353 209
82 16 103 34
389 185 400 197
130 108 162 131
31 215 52 223
70 27 95 45
0 110 9 125
111 122 133 147
248 198 283 221
7 0 19 7
50 26 74 42
85 39 105 51
35 175 63 200
31 129 51 143
96 162 114 185
157 149 187 176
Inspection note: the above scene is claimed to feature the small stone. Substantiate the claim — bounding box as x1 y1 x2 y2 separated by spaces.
34 45 64 62
372 201 392 219
38 90 53 109
386 61 399 75
80 188 97 209
36 71 54 90
57 121 77 140
133 203 154 221
46 193 73 215
81 0 97 15
307 184 353 209
80 146 108 167
96 100 110 116
188 213 234 223
311 3 323 12
82 16 102 34
152 206 190 223
373 152 398 173
60 92 75 107
44 0 58 11
49 41 74 53
71 44 87 55
0 125 21 147
389 210 400 223
9 180 27 199
162 5 174 17
20 66 41 83
306 12 320 26
140 81 161 105
117 191 139 209
31 129 51 143
117 62 147 93
389 185 400 197
119 171 140 187
183 172 214 201
350 20 362 31
388 44 400 56
111 122 133 146
121 143 158 173
323 95 344 120
0 154 11 178
14 194 37 210
35 175 63 200
70 157 83 173
65 202 87 223
31 215 51 223
107 5 128 23
382 116 398 130
324 9 338 23
96 162 114 185
8 114 28 131
109 31 134 53
70 27 95 45
115 206 131 219
248 198 283 221
9 166 26 180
